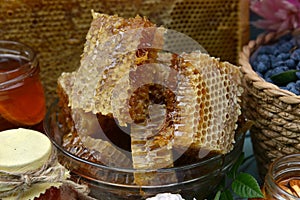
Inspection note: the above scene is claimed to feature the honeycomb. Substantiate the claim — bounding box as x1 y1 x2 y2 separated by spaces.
70 12 157 116
58 71 132 168
181 52 243 153
0 0 248 106
57 13 243 186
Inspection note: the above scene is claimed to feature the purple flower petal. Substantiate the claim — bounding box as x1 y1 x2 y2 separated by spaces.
250 0 300 31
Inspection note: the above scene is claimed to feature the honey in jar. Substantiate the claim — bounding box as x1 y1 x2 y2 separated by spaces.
263 154 300 200
0 40 46 131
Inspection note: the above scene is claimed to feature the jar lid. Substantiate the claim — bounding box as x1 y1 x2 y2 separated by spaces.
0 128 65 200
0 128 52 173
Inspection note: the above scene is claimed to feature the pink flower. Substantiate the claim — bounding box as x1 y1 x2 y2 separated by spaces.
251 0 300 32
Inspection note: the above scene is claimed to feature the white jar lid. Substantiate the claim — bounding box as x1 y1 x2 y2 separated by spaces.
0 128 66 199
0 128 52 173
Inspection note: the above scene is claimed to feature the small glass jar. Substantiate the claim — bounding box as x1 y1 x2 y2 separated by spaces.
0 128 89 200
263 154 300 200
0 40 46 132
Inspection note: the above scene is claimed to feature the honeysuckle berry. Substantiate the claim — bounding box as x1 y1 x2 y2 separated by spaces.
257 54 269 62
287 82 299 95
276 53 290 62
291 49 300 61
278 41 294 53
256 62 269 74
295 80 300 90
264 69 273 79
285 59 296 69
257 45 274 55
296 71 300 79
271 66 289 77
250 34 300 94
273 61 286 69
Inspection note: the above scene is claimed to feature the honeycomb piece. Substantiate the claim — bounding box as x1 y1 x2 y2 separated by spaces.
61 111 132 168
62 132 134 184
83 136 132 168
181 52 242 153
94 26 167 126
124 60 179 185
61 115 133 169
169 53 203 150
131 104 177 185
124 50 242 183
70 12 156 116
62 131 104 164
57 72 76 98
58 71 132 169
57 72 76 131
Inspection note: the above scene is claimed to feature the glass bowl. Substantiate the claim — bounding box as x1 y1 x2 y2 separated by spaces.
44 100 246 200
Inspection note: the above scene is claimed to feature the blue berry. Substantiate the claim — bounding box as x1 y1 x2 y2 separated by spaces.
285 59 296 69
269 54 276 61
270 66 289 76
250 60 258 69
273 61 286 69
257 54 270 63
271 54 288 68
287 82 300 95
296 62 300 70
264 69 274 79
252 54 271 71
277 53 290 62
257 45 274 55
256 62 268 74
296 71 300 79
295 80 300 90
268 55 277 67
287 82 296 89
278 41 294 53
270 45 281 55
291 49 300 61
289 87 299 95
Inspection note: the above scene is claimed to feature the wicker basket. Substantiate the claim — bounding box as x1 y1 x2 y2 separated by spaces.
0 0 249 107
239 29 300 179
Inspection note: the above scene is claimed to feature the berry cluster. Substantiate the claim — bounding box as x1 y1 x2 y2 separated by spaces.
250 34 300 95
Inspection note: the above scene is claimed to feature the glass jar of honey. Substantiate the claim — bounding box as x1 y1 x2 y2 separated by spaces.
0 40 46 132
263 154 300 199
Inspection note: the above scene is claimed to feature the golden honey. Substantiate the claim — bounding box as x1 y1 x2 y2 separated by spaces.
263 154 300 200
0 41 46 131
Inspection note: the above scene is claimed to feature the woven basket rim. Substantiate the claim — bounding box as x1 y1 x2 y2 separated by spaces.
239 28 300 104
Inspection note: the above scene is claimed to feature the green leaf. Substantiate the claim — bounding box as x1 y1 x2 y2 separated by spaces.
227 152 244 179
270 70 299 86
220 189 233 200
231 173 264 198
214 190 221 200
